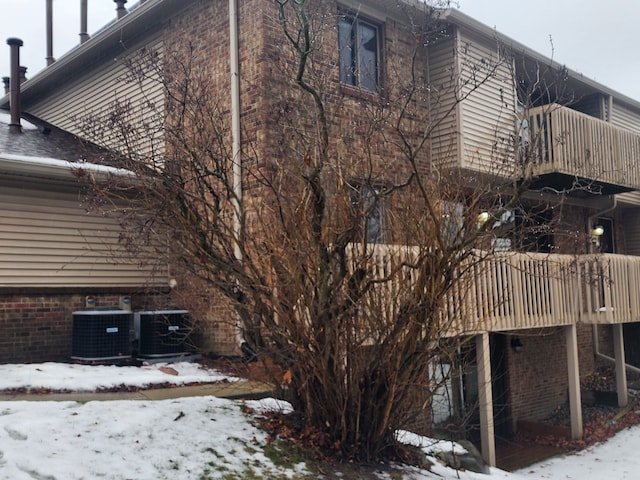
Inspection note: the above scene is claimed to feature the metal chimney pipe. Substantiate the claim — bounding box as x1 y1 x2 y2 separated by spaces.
80 0 90 44
46 0 55 65
7 38 23 133
114 0 128 19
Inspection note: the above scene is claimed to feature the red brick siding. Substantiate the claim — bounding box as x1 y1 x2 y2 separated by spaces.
0 292 166 363
167 274 239 356
553 204 591 254
505 325 597 431
577 323 597 374
160 0 247 356
596 324 615 360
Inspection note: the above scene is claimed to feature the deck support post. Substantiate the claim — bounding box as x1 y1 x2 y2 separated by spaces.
475 332 496 466
612 323 628 407
565 324 583 440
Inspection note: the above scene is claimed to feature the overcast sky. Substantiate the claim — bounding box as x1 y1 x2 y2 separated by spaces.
457 0 640 101
1 0 639 101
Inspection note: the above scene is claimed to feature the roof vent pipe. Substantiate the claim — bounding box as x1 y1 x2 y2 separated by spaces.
2 77 9 95
80 0 90 44
46 0 55 65
7 38 23 133
19 66 27 83
114 0 128 19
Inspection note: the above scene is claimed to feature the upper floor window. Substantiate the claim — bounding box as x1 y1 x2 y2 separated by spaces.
338 14 381 92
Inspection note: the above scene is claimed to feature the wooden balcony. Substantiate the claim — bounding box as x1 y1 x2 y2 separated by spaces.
453 252 640 334
362 244 640 336
525 105 640 193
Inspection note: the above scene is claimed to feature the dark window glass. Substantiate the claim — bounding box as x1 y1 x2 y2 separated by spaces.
339 18 356 86
351 184 385 243
338 15 380 91
358 23 378 90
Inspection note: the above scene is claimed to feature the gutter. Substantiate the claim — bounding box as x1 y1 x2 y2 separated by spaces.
0 153 135 183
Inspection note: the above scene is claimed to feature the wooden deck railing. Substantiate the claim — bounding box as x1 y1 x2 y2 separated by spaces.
526 104 640 190
452 252 640 334
359 244 640 336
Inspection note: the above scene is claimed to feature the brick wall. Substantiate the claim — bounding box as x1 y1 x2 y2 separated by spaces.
158 0 248 356
577 323 597 374
0 291 169 363
504 325 597 432
553 204 591 254
167 274 239 356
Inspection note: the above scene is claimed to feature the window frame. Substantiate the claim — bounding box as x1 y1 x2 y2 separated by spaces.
338 11 383 93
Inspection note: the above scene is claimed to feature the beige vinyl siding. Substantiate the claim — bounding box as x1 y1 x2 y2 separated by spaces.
29 38 164 158
457 30 517 175
428 32 461 170
610 100 640 135
617 191 640 206
0 187 165 287
623 209 640 255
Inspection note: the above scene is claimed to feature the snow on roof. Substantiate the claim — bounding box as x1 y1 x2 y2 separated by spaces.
0 152 135 179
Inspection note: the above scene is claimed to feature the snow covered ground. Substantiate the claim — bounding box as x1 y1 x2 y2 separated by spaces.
0 361 238 392
0 361 637 479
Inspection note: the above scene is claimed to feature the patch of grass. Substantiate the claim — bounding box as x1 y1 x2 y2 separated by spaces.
203 446 225 459
197 468 214 480
262 439 307 468
244 445 258 455
260 437 423 479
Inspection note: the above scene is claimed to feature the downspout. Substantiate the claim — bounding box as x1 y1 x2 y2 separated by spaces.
607 95 613 123
229 0 242 262
588 195 617 254
229 0 247 351
587 196 640 372
593 329 640 375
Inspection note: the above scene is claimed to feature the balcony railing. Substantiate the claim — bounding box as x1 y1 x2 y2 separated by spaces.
361 244 640 336
454 251 640 334
526 104 640 190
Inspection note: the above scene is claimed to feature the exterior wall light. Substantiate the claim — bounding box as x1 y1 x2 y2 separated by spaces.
477 211 490 229
591 225 604 248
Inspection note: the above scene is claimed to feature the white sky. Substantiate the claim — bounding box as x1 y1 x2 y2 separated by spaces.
457 0 640 101
0 361 638 478
0 0 116 81
0 0 639 101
